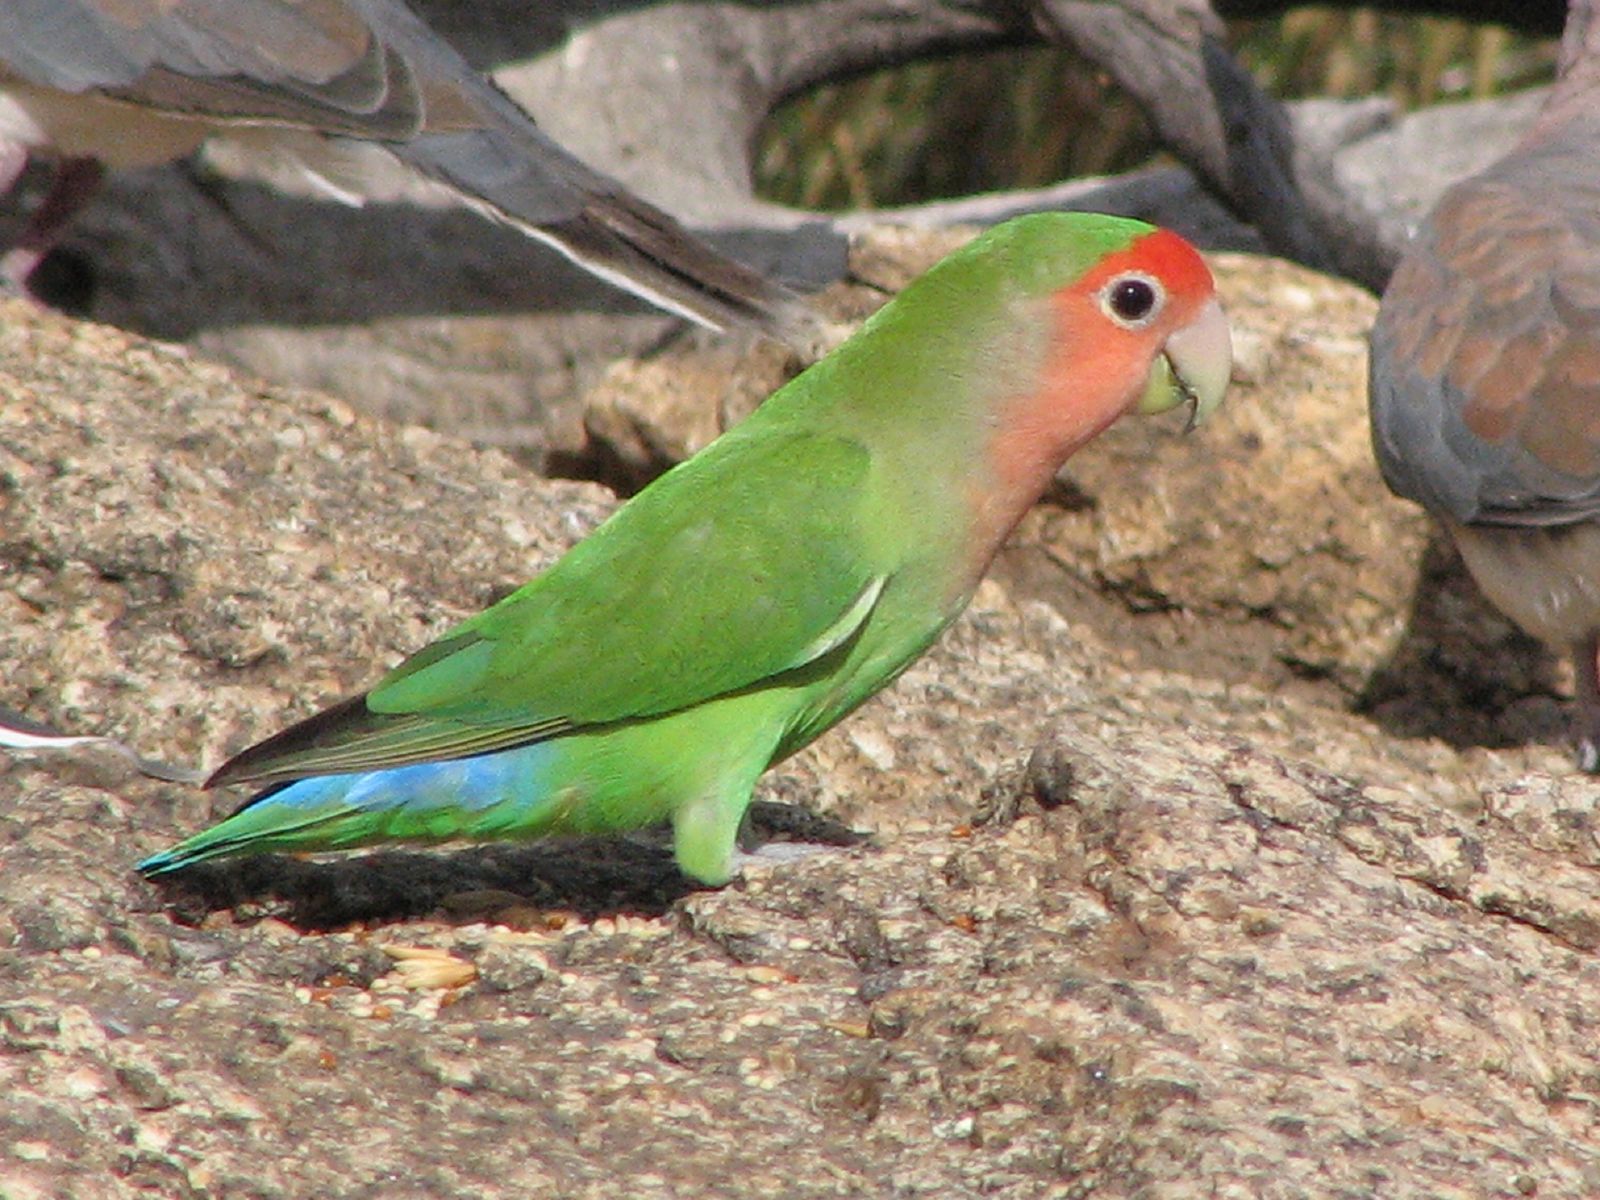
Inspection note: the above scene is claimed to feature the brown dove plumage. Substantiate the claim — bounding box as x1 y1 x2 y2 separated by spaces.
1369 4 1600 766
0 0 826 348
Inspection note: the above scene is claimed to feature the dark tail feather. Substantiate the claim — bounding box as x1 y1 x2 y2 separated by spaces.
363 0 839 353
205 693 375 788
397 123 831 351
0 703 204 783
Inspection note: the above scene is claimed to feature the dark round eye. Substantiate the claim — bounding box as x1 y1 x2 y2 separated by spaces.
1107 276 1159 323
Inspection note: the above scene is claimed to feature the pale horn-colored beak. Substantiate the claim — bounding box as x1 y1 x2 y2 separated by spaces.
1137 297 1233 430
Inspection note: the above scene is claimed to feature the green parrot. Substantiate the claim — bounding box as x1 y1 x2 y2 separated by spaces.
138 212 1232 885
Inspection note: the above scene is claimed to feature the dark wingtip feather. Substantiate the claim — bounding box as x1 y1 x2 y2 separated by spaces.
206 693 375 789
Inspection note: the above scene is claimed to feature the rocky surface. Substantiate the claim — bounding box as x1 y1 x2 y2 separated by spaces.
3 239 1600 1197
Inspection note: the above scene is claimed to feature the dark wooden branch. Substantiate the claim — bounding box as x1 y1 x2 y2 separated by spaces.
1027 1 1340 274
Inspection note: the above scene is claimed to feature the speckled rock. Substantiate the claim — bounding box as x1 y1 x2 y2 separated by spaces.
3 240 1599 1198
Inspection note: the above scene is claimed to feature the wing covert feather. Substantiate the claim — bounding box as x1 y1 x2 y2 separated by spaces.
1371 132 1600 526
374 430 881 722
214 431 886 785
0 0 417 136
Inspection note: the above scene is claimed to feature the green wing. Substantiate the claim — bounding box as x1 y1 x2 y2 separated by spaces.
211 430 886 785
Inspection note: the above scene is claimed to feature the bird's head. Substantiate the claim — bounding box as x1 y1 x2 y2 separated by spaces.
1036 216 1232 433
951 214 1233 498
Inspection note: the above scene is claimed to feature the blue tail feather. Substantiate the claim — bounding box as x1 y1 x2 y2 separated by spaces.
136 743 560 875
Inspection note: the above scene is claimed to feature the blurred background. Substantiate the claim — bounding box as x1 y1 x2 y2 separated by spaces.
756 6 1558 210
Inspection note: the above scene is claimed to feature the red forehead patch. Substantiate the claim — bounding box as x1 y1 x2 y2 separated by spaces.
1071 228 1214 302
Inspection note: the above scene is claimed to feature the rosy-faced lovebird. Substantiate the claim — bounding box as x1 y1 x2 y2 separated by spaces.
1368 22 1600 769
138 213 1232 885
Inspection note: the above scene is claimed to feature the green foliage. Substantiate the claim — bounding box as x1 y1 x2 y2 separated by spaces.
754 8 1558 211
1234 8 1555 105
757 46 1151 212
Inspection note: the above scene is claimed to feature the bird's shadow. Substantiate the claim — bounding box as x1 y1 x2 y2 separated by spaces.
1357 528 1571 756
140 802 866 931
144 837 696 931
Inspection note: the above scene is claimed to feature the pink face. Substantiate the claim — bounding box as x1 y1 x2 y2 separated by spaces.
1048 228 1223 411
992 228 1223 482
961 227 1229 596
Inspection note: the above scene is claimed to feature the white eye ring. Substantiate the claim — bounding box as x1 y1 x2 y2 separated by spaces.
1098 272 1165 329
